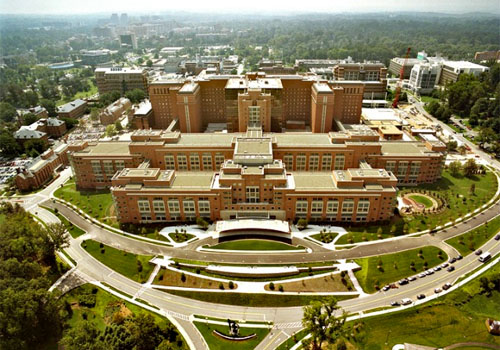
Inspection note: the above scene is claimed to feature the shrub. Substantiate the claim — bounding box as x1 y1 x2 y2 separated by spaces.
180 273 186 282
100 248 105 254
278 285 284 292
228 281 234 289
269 282 275 290
219 283 224 290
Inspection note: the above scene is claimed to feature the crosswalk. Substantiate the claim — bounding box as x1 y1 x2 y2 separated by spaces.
274 321 302 329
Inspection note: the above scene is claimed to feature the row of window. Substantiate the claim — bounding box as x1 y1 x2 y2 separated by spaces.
136 197 210 220
283 153 345 171
164 153 225 171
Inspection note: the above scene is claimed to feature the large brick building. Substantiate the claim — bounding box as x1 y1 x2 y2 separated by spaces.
146 73 364 133
69 123 445 225
95 67 148 94
332 62 387 99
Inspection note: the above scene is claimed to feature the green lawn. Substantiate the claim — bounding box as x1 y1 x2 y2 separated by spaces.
54 181 115 225
163 290 356 307
194 322 270 350
409 194 433 208
205 239 305 251
337 170 497 244
345 263 500 350
169 231 195 243
446 215 500 256
41 206 86 238
420 95 440 104
82 240 154 283
311 232 338 243
276 329 308 350
56 78 97 106
354 246 447 293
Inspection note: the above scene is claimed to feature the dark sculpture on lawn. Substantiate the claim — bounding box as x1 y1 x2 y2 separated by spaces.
227 319 240 337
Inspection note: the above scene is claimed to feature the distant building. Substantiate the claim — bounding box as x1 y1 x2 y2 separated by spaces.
57 99 87 119
439 61 489 85
95 67 148 94
474 50 500 62
120 33 137 50
17 105 48 121
332 61 388 99
15 144 69 191
258 59 296 75
408 62 441 94
80 49 113 66
93 26 116 38
13 125 48 148
388 57 422 78
99 98 132 125
133 100 153 129
294 58 350 70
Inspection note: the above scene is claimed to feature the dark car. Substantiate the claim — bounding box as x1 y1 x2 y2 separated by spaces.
442 282 452 290
447 266 455 272
398 278 409 285
417 294 426 300
475 249 483 256
495 234 500 241
390 301 400 306
449 257 457 264
382 285 391 291
457 255 463 260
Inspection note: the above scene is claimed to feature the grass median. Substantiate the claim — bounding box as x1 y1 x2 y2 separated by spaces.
446 215 500 256
162 290 357 307
354 246 448 293
82 239 154 283
194 321 269 350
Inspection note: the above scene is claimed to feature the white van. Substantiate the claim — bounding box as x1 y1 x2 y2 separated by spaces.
479 252 491 262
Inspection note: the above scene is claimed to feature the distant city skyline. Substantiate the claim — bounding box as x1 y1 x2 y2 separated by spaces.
1 0 499 15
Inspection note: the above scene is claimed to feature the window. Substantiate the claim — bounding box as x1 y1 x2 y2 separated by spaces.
296 200 308 216
296 154 306 171
385 161 396 173
189 154 200 170
248 106 260 126
168 199 180 213
246 186 259 203
409 162 421 176
309 153 319 171
183 200 195 213
334 154 345 170
357 199 370 214
321 154 332 171
342 199 354 213
177 154 188 170
283 154 293 170
138 199 151 220
164 154 175 170
153 198 165 213
115 160 125 171
202 153 212 170
397 161 409 177
198 200 210 214
91 160 102 174
103 160 114 176
326 200 339 214
311 200 323 213
215 153 224 170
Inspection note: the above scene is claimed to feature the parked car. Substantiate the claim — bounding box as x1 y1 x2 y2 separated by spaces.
382 285 391 291
447 266 455 272
457 255 463 260
401 298 412 305
494 234 500 241
418 273 426 278
433 266 441 272
425 270 434 275
390 301 400 306
442 283 452 290
398 278 409 285
434 288 443 293
408 276 417 281
417 294 426 300
475 249 483 256
449 257 457 264
440 263 449 269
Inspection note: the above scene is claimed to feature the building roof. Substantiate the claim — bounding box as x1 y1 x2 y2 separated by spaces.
293 172 335 190
361 108 402 122
57 99 86 114
170 172 214 190
225 78 283 90
46 117 65 126
443 61 488 70
13 126 46 139
74 142 131 156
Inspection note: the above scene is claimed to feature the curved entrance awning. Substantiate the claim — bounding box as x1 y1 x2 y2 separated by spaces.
216 219 290 234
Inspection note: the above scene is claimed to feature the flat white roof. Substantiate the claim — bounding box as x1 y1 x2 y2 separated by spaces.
444 61 488 70
361 108 402 121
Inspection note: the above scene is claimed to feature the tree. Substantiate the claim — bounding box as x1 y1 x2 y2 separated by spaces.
106 124 117 137
90 108 100 121
40 99 57 117
61 321 106 350
146 59 153 67
448 161 462 177
463 159 478 178
196 217 208 229
45 222 70 251
458 145 467 155
125 88 146 104
24 138 48 157
22 112 38 125
0 132 21 157
0 102 17 122
126 313 162 350
470 183 476 195
297 218 308 229
446 140 458 152
302 297 347 350
114 120 123 132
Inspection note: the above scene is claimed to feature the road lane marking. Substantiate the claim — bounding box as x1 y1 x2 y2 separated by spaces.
262 330 283 350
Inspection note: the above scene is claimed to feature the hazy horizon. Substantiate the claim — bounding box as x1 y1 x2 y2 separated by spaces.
1 0 499 15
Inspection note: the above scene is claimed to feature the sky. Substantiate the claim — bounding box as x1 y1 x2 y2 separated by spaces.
0 0 499 15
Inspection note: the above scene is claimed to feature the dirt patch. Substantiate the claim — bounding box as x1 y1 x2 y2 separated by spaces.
156 268 237 290
264 273 353 292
